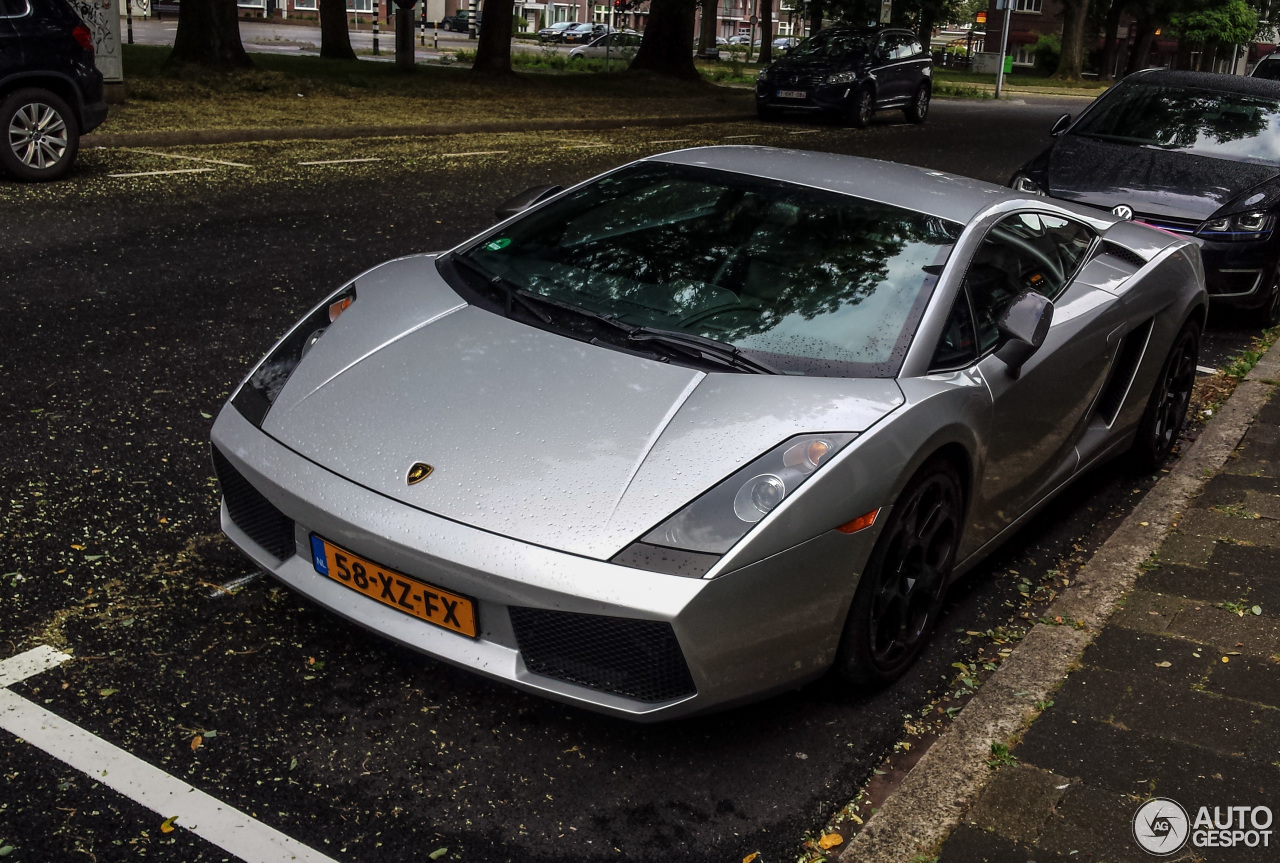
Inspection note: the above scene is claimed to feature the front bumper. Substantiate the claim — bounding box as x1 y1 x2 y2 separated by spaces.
755 79 860 114
210 405 877 721
1197 236 1279 310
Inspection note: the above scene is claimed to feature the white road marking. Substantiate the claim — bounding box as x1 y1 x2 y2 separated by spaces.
560 143 608 149
1197 365 1218 375
108 168 214 178
131 149 253 168
0 647 338 863
722 134 760 139
438 150 509 157
297 157 383 166
209 571 264 598
787 129 821 135
649 138 691 145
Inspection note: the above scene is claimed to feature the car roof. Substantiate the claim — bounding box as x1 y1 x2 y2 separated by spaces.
1128 68 1280 98
646 146 1017 224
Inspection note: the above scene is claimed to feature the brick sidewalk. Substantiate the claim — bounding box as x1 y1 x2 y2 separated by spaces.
936 389 1280 862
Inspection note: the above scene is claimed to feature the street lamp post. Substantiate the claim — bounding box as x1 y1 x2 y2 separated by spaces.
994 0 1012 98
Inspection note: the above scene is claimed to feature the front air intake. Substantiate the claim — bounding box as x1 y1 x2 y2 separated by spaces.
211 446 296 562
509 608 697 703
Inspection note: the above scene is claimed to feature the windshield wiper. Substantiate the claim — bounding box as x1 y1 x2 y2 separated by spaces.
450 254 552 324
627 327 781 375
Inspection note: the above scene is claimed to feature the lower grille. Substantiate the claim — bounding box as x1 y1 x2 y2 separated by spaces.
509 608 696 703
211 446 296 561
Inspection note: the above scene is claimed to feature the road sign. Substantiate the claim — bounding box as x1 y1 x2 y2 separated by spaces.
879 0 891 24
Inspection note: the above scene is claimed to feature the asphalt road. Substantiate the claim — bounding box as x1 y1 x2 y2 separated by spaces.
0 97 1261 862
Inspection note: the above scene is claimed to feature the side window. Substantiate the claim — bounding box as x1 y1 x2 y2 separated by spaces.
908 40 924 58
965 212 1095 351
0 0 29 16
931 290 979 370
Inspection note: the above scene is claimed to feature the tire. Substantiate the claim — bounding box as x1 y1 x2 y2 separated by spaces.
848 86 875 128
833 458 963 688
904 82 930 124
0 88 79 182
1131 320 1200 471
441 20 452 30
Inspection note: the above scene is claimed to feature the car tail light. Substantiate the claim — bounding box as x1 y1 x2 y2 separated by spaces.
72 25 94 53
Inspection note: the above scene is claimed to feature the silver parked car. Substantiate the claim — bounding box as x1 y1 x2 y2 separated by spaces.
567 30 642 61
211 148 1206 721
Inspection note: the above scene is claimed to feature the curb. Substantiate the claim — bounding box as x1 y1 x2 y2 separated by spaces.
839 335 1280 862
84 112 757 149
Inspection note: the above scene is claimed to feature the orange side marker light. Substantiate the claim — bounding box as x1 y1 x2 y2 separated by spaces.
837 508 880 534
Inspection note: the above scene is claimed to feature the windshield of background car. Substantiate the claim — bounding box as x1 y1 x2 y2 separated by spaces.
1072 83 1280 164
785 29 873 61
457 162 960 377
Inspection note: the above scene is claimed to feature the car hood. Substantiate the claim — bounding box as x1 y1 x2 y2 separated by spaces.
1048 134 1280 221
768 56 864 75
262 256 905 559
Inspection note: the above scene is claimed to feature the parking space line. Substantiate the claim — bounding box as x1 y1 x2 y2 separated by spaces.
1197 365 1219 375
130 149 253 168
0 647 339 863
561 143 609 149
297 157 383 166
649 139 691 145
722 134 760 140
108 168 214 178
787 130 821 135
208 571 264 598
438 150 509 157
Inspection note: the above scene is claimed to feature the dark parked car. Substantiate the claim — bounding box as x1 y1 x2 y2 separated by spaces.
755 26 932 127
537 21 575 42
1252 51 1280 80
1012 70 1280 326
438 10 479 31
0 0 106 181
561 22 611 44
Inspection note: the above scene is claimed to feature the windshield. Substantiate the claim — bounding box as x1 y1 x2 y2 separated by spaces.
786 29 873 60
1072 82 1280 164
453 162 959 377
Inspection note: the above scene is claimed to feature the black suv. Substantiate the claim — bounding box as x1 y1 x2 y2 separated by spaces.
1 0 106 181
756 26 932 127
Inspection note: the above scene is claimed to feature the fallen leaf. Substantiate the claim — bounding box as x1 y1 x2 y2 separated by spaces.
1253 606 1263 616
849 813 864 825
428 849 448 860
160 815 178 833
70 543 85 550
98 688 117 697
191 735 203 751
0 846 14 857
1154 661 1172 668
204 730 217 738
743 854 759 863
1222 656 1231 663
818 833 844 849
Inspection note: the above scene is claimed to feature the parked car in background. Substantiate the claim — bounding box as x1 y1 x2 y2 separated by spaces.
0 0 107 181
560 22 612 43
567 30 641 62
756 26 932 127
727 34 752 45
772 36 799 51
1251 50 1280 80
538 21 576 42
213 147 1206 720
438 10 479 31
1012 70 1280 326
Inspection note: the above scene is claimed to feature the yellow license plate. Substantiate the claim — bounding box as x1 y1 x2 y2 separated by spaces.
309 535 478 638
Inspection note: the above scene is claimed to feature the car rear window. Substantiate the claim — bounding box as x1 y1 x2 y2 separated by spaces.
1072 82 1280 164
455 162 961 378
0 0 30 16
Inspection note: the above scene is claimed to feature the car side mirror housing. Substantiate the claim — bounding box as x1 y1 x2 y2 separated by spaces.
1050 113 1072 136
994 291 1053 378
495 184 563 220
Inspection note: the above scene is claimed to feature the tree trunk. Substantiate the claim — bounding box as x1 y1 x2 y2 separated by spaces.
319 0 356 60
167 0 251 70
471 0 514 73
808 0 821 37
1097 0 1122 80
697 0 719 57
918 11 935 53
395 1 415 69
1052 0 1089 80
758 0 772 64
1125 19 1154 75
630 0 699 78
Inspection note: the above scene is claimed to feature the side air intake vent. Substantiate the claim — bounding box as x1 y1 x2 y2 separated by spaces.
509 608 696 703
1095 319 1154 426
1101 242 1148 270
211 446 296 561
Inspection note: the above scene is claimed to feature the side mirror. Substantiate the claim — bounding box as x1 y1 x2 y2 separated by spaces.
494 184 563 220
994 291 1053 378
1050 113 1072 137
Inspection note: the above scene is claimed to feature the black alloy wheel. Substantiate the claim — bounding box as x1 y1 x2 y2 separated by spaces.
904 83 930 124
835 459 963 687
849 87 875 128
1132 321 1199 471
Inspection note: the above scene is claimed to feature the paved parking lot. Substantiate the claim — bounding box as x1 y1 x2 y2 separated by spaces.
0 100 1262 862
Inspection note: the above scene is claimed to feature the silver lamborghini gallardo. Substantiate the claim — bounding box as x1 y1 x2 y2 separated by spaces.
211 147 1207 720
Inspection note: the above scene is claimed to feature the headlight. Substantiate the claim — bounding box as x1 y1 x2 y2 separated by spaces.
826 71 858 84
230 284 357 427
629 432 857 560
1010 174 1046 196
757 69 769 80
1197 210 1275 241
